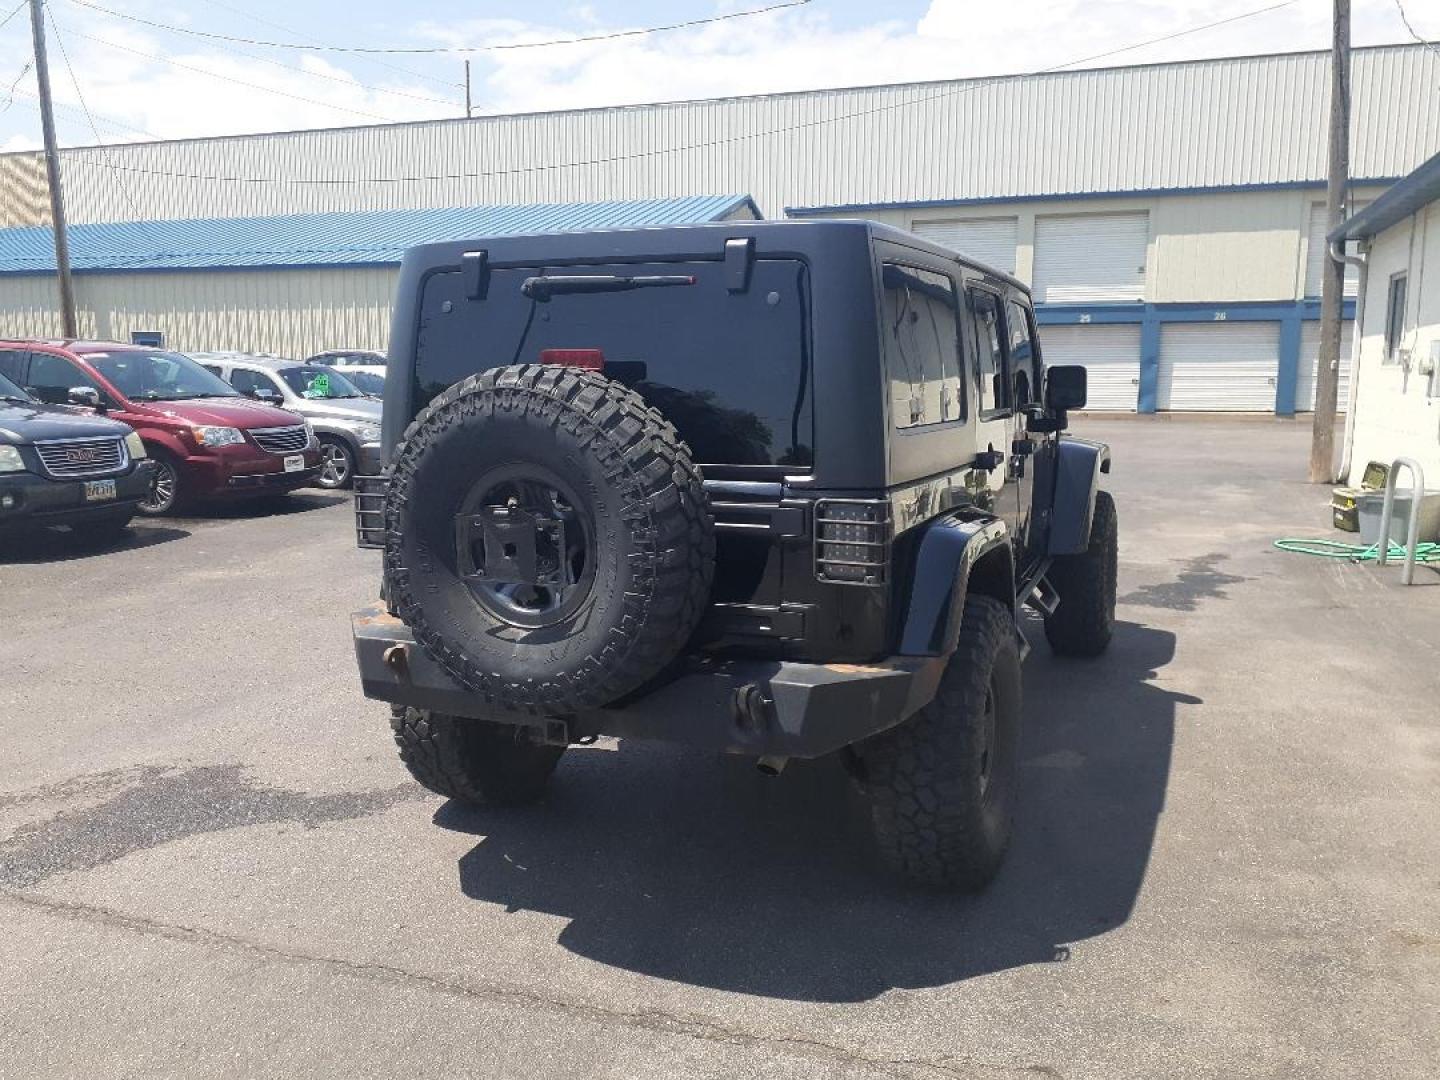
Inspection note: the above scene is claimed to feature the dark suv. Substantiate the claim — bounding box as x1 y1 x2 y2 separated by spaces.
350 221 1116 889
0 368 155 538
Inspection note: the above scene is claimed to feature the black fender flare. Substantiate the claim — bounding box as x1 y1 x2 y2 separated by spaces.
896 513 1013 657
1048 437 1111 557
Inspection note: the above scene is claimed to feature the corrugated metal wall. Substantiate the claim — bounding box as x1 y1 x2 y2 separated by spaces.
3 45 1436 226
0 268 397 356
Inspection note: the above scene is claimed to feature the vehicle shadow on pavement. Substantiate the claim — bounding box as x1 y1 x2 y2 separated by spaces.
439 620 1190 1002
0 523 189 564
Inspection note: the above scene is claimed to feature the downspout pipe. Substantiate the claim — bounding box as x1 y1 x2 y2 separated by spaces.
1332 236 1370 484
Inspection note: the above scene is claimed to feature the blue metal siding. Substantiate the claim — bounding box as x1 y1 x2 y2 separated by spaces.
0 195 759 275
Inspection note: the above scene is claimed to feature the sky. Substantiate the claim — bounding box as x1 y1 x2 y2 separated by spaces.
0 0 1434 152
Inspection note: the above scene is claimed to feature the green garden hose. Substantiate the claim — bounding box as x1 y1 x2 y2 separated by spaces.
1273 538 1440 563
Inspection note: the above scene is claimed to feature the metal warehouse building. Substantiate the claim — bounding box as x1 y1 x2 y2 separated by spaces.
0 43 1438 413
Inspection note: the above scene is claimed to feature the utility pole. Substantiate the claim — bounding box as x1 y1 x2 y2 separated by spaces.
1309 0 1350 483
27 0 76 339
463 60 472 119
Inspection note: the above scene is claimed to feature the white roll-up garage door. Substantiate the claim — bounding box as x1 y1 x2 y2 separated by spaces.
1303 203 1366 298
913 217 1018 274
1295 320 1354 412
1032 213 1148 303
1038 323 1141 411
1157 322 1281 411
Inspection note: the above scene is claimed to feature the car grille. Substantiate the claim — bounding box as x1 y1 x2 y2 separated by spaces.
249 425 309 454
34 437 127 478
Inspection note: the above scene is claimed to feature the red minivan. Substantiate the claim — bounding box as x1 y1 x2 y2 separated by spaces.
0 341 322 514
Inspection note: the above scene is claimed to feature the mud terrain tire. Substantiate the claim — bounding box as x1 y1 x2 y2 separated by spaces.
384 364 714 715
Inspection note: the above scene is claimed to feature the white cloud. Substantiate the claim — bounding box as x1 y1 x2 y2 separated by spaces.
0 0 1428 148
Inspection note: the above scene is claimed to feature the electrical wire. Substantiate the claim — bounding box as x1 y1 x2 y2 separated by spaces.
6 83 164 138
0 60 29 113
46 4 155 232
63 0 812 54
50 26 399 123
60 24 461 110
188 0 463 89
0 0 25 31
60 0 1301 188
1391 0 1440 60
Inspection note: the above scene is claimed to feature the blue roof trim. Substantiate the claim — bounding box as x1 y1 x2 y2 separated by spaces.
0 195 760 275
1332 150 1440 242
784 178 1405 216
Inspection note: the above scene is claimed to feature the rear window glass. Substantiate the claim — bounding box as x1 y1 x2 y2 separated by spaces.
414 259 813 468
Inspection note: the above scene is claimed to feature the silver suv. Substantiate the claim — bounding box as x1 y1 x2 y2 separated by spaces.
193 353 382 490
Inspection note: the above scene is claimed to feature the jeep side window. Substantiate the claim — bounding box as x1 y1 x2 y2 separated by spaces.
1005 299 1041 408
969 288 1009 417
881 263 963 429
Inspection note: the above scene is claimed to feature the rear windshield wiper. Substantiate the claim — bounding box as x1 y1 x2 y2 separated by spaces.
521 274 696 302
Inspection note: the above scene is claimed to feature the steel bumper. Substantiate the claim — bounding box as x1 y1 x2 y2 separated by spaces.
352 604 946 758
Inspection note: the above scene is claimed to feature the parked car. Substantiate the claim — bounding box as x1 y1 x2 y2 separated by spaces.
0 367 155 539
0 341 322 515
305 349 386 380
193 353 382 490
350 220 1115 890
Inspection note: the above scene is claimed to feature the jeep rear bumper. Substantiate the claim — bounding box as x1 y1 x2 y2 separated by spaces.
352 604 946 758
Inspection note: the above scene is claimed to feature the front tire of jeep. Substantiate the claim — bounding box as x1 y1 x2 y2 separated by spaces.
390 707 564 806
1043 489 1117 658
852 595 1022 891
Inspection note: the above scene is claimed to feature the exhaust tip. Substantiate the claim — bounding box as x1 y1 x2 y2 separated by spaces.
756 754 789 777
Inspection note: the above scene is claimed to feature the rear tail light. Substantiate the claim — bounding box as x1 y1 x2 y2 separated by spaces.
539 348 605 371
814 499 891 585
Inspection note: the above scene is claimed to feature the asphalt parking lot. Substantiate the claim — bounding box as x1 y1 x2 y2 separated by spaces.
2 418 1437 1079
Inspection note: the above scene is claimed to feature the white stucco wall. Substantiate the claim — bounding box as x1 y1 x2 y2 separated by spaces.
1345 202 1440 486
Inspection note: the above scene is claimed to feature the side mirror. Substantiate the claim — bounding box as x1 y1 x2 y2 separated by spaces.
1045 365 1088 411
68 386 103 410
249 387 281 403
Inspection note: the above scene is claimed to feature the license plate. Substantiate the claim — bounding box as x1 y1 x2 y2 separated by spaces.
283 455 305 473
84 479 117 502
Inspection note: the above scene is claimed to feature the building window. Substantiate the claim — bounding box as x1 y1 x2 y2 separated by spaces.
1384 273 1408 365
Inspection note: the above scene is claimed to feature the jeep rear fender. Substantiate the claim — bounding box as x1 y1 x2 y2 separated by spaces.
1048 437 1111 556
897 513 1013 657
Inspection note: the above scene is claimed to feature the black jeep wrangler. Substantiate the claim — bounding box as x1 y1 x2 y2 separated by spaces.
351 220 1115 890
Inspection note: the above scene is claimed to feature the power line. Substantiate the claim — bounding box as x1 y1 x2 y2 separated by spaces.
1391 0 1440 59
63 0 812 54
0 59 30 112
188 0 462 90
51 24 399 122
47 4 153 229
0 0 26 29
62 0 1300 189
6 83 160 137
61 23 461 110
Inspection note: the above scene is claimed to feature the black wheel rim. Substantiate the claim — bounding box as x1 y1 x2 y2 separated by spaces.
318 441 351 488
142 460 175 513
455 464 596 630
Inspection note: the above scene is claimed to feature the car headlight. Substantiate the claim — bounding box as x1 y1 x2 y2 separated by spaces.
192 425 245 447
356 424 381 443
124 431 147 459
0 445 25 473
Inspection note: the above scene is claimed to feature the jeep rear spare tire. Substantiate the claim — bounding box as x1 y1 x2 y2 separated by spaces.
384 364 715 715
